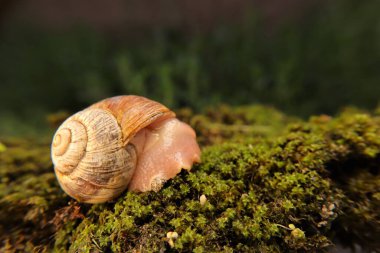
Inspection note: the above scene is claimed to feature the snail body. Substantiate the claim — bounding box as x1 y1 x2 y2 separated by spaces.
51 95 200 203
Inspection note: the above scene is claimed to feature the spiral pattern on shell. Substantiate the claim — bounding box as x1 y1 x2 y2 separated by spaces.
52 120 87 174
51 108 137 203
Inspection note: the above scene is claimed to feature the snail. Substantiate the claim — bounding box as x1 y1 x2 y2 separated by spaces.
51 95 201 203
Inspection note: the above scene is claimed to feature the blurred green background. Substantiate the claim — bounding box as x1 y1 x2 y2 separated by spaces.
0 0 379 136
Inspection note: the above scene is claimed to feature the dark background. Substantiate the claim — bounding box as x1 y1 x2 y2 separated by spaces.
0 0 379 135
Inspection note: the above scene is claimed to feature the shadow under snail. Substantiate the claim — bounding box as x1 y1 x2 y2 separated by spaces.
51 95 201 203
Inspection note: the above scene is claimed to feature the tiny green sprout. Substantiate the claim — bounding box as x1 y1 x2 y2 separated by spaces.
199 194 207 206
291 228 305 239
167 231 179 239
167 231 179 248
288 224 305 239
0 142 6 152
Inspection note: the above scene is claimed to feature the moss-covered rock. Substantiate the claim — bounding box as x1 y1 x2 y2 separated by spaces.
177 105 298 146
0 106 379 252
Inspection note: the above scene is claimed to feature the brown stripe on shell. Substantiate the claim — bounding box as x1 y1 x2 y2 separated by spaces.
89 95 176 145
55 146 136 204
55 169 101 203
55 169 123 203
52 108 138 203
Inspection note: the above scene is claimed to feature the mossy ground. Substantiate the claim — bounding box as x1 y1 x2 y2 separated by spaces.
0 105 379 252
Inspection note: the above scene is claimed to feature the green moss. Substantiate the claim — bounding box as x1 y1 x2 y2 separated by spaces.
177 105 298 146
0 105 379 252
0 138 70 251
0 142 6 153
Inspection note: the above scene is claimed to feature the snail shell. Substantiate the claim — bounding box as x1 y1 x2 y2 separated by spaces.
51 95 200 203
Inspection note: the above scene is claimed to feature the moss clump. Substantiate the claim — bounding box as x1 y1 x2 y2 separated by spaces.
0 106 379 252
177 105 298 146
0 138 70 252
